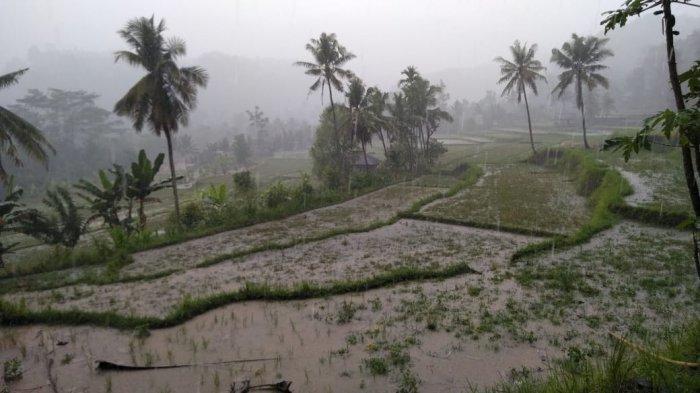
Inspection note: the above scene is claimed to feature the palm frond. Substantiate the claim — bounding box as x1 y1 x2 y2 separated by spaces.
0 68 29 91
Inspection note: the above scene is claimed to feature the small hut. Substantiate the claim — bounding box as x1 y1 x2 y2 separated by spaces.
352 153 380 171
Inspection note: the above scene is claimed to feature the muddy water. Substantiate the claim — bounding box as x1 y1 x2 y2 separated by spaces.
0 277 556 393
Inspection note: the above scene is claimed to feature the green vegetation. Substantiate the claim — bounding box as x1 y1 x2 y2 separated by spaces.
483 321 700 393
18 186 86 248
2 358 22 382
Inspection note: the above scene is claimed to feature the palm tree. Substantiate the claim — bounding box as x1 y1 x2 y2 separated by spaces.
366 87 391 157
495 41 547 153
0 177 26 267
345 77 372 167
0 68 55 182
551 34 613 149
295 33 355 134
113 16 209 222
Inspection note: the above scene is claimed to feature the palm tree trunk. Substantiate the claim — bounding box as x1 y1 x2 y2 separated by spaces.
521 83 536 154
362 142 369 172
327 79 338 135
164 129 181 223
576 75 590 149
662 0 700 279
580 100 589 149
378 129 388 157
138 199 146 229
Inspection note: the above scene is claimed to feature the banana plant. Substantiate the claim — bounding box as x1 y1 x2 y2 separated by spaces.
126 149 175 230
75 165 128 230
18 186 85 248
0 177 26 267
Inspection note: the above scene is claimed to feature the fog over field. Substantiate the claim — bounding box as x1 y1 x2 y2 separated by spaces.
1 0 698 124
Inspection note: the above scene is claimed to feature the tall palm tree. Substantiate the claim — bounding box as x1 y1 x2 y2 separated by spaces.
495 41 547 153
551 34 613 149
0 68 55 182
346 77 372 167
295 33 355 134
113 16 208 221
366 87 391 157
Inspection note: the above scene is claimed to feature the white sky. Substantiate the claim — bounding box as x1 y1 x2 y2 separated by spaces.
2 0 641 78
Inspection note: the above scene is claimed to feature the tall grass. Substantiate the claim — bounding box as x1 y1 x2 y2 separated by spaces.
482 320 700 393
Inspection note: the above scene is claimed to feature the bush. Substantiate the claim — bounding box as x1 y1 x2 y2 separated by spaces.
349 170 390 191
262 182 291 209
291 173 314 206
3 358 22 382
232 171 255 197
198 184 228 207
180 201 205 229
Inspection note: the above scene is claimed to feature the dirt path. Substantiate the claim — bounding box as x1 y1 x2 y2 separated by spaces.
616 167 654 206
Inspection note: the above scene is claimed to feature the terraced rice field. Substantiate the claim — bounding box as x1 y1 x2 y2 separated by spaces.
1 141 697 392
421 164 590 235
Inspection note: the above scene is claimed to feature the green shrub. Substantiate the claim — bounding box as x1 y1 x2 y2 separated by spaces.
180 201 205 229
363 357 389 375
262 182 291 209
232 170 255 197
3 358 22 382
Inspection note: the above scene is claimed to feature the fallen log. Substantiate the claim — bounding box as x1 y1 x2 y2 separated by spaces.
96 356 279 371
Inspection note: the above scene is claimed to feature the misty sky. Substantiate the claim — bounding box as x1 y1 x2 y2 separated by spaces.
2 0 672 83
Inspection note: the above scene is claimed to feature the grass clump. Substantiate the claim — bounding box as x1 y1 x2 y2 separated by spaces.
2 358 22 382
363 357 389 376
482 320 700 393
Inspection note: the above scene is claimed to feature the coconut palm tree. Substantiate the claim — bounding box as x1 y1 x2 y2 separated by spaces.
366 87 391 157
345 77 372 167
0 68 55 182
551 34 613 149
113 16 209 222
495 41 547 153
295 33 355 134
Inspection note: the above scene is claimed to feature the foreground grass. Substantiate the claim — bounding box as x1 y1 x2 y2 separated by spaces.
483 320 700 393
